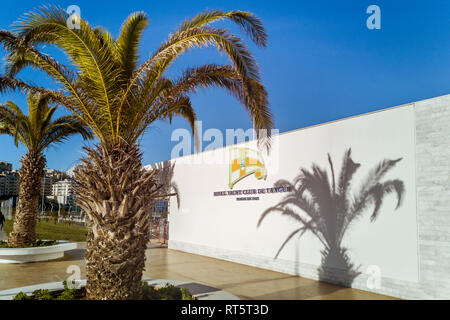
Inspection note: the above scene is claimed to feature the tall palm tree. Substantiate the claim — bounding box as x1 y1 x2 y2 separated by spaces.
0 7 273 299
257 148 404 286
0 92 92 247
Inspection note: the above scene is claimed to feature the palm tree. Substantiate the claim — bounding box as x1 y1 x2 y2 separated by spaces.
0 92 92 247
0 7 273 299
257 148 404 286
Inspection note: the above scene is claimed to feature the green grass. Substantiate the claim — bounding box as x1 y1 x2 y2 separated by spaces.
4 219 87 242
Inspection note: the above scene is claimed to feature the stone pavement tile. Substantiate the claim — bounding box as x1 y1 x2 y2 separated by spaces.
0 243 397 300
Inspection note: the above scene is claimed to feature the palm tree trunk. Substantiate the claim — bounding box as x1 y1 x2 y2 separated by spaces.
8 152 46 247
75 141 160 300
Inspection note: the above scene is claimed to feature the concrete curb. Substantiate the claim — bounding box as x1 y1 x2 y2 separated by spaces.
0 241 77 263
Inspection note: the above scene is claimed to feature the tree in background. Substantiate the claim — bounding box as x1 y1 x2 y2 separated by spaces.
0 92 92 247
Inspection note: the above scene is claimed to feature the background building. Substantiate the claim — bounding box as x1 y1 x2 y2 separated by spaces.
41 169 70 198
0 162 83 220
0 162 76 210
0 162 18 219
0 162 19 198
51 179 75 207
0 161 12 172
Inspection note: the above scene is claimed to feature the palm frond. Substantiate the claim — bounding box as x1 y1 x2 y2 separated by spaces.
178 9 267 47
116 12 148 80
2 6 272 147
117 25 263 123
0 32 103 140
167 64 273 144
13 6 122 138
0 102 29 148
153 26 261 80
40 116 93 151
0 92 92 153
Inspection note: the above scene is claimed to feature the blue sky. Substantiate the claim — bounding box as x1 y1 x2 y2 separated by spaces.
0 0 449 171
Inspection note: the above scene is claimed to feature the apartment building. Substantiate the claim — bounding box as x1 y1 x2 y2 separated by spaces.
51 179 75 206
0 162 19 197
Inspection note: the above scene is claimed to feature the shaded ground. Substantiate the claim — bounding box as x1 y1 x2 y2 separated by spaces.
0 240 397 300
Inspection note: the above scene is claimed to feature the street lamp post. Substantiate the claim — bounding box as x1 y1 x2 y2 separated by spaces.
41 176 45 216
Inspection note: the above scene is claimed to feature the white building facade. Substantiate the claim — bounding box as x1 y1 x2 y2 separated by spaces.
163 94 450 300
51 179 75 206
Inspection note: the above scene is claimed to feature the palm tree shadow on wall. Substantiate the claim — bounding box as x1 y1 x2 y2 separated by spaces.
148 161 180 210
257 148 405 287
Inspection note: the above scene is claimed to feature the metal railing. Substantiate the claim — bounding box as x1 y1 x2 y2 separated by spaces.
150 219 168 244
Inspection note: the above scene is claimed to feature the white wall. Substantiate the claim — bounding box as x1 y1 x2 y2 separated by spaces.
167 102 422 297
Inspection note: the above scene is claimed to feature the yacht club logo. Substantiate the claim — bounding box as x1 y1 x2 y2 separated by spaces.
229 148 267 189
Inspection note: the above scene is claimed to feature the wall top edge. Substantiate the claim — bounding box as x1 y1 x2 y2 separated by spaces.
146 93 450 165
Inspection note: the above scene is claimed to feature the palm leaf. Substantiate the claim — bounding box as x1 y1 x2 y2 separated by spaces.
178 9 267 47
116 12 148 80
2 6 272 149
0 92 93 153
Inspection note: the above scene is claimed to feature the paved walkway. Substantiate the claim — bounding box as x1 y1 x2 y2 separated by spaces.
0 241 397 300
